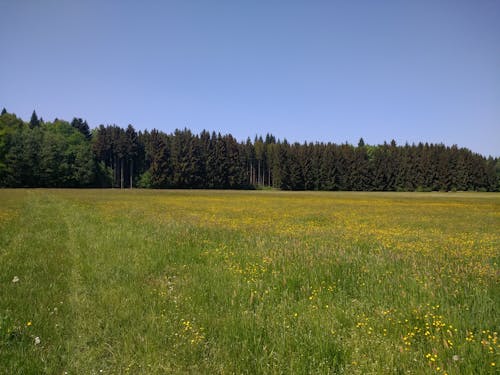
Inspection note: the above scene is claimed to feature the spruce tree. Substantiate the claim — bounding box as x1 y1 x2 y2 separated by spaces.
29 110 40 128
71 118 91 139
125 124 138 188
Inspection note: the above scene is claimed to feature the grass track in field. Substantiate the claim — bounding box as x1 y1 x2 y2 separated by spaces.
0 189 498 374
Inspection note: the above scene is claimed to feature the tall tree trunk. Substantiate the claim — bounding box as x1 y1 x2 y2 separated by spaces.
111 157 115 188
114 157 118 188
258 160 261 186
130 159 133 189
120 158 124 189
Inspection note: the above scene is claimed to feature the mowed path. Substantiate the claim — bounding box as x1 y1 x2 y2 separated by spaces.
1 191 183 373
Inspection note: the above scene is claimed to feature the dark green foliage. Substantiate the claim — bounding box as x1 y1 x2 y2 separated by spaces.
0 110 497 191
29 110 40 128
1 119 95 187
4 126 42 186
39 120 95 187
146 129 170 188
71 118 91 140
169 128 203 188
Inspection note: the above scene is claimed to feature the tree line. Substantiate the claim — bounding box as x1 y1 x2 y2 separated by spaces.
0 108 498 191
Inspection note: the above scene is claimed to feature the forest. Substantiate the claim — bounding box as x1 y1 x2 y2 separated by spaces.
0 109 498 191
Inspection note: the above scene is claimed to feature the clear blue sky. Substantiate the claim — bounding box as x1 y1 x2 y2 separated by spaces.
1 0 499 156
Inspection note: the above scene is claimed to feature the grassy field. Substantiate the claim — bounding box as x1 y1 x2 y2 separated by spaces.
0 189 498 374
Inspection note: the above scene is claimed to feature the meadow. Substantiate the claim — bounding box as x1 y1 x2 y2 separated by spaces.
0 189 498 374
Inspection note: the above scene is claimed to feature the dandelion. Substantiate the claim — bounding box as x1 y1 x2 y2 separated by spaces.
34 336 41 345
12 276 19 283
26 321 32 327
452 355 459 361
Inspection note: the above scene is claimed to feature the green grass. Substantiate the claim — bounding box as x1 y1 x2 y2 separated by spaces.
0 189 498 374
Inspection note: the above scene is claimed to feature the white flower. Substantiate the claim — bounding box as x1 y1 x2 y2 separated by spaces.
452 355 460 361
12 276 19 283
34 336 41 345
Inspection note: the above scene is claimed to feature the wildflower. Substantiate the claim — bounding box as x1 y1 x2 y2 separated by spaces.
12 276 19 283
452 355 459 361
34 336 41 345
27 321 32 327
491 362 496 367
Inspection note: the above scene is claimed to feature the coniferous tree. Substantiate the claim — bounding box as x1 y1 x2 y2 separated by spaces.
29 110 40 128
125 124 139 188
277 141 292 190
298 143 310 190
254 136 265 186
205 132 220 188
224 134 245 188
288 143 304 190
198 130 211 186
148 129 170 188
352 139 370 190
71 118 91 140
244 137 256 186
319 143 336 190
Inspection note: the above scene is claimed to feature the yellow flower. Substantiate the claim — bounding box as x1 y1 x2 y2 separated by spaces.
26 321 32 327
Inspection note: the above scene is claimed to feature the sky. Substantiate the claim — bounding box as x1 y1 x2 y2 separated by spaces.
1 1 499 157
